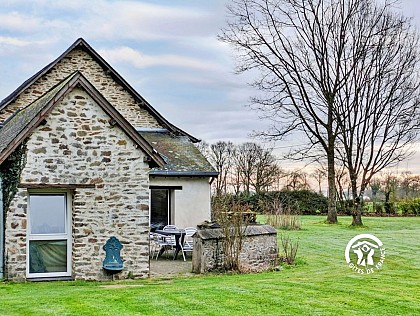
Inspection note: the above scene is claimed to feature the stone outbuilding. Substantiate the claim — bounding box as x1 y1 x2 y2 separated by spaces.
192 224 278 273
0 38 217 281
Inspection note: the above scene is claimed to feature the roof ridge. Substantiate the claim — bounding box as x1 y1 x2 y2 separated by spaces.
0 38 199 143
0 72 165 167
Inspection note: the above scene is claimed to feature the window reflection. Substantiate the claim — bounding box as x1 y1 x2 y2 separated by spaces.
29 240 67 273
30 194 66 234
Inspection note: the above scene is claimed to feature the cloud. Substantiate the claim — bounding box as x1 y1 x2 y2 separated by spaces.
0 36 32 46
99 46 220 71
67 1 216 41
0 1 214 41
0 0 258 147
0 12 42 33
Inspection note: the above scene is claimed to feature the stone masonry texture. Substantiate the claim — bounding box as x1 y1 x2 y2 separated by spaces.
192 225 278 273
5 87 151 280
0 48 161 129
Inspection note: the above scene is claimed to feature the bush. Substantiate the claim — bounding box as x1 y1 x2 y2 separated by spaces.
265 200 301 230
278 234 299 265
265 190 328 215
212 195 252 272
336 199 353 215
374 203 384 214
212 190 328 216
384 201 396 215
398 199 420 215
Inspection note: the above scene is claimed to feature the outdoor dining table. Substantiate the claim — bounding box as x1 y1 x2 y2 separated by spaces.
155 229 186 260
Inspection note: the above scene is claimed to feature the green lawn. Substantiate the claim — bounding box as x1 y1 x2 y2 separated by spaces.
0 216 419 315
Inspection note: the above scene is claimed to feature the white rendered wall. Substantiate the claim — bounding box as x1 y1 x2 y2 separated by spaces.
149 177 212 228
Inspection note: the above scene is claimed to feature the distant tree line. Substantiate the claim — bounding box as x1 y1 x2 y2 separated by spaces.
369 172 420 215
199 140 420 216
200 141 313 195
199 141 328 215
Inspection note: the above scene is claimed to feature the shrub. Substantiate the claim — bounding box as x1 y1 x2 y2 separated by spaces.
278 234 299 265
212 195 251 272
399 199 420 216
212 190 328 217
265 199 301 230
374 203 384 214
262 190 328 215
384 202 396 215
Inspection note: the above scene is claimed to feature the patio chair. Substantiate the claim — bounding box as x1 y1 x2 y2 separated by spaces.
150 233 167 259
151 233 176 260
182 227 197 259
149 232 156 258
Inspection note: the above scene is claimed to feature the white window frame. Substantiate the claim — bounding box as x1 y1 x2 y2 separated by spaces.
26 190 72 278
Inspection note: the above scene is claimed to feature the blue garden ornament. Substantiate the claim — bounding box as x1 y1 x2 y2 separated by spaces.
103 236 123 272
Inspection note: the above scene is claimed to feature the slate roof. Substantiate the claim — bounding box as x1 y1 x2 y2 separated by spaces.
0 73 77 163
0 72 165 167
139 130 218 177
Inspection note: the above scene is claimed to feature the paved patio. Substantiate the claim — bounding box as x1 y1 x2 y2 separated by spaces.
149 258 194 277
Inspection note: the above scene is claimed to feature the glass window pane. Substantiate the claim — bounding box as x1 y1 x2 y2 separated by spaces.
30 195 66 234
29 240 67 273
151 189 169 228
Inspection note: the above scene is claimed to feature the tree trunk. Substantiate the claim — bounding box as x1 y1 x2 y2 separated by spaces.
351 183 364 226
326 148 337 223
351 197 363 226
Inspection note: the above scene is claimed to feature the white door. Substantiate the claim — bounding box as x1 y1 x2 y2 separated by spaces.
26 192 72 278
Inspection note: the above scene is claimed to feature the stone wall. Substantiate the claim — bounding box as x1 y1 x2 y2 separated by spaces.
0 48 161 129
192 225 278 273
5 87 151 281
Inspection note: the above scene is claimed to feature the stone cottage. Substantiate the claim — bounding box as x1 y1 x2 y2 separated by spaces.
0 38 217 281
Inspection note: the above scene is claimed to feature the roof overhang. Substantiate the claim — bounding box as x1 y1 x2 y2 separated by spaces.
0 72 166 167
149 170 219 177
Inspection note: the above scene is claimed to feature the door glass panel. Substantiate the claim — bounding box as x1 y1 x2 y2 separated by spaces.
151 189 169 228
27 192 71 277
29 240 67 273
30 194 66 234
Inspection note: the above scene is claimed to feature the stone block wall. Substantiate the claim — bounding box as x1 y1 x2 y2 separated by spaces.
5 87 151 281
0 48 161 129
192 224 278 273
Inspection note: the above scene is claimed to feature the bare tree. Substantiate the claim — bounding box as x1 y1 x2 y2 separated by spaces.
334 1 420 225
208 141 284 195
235 142 260 196
284 169 310 191
208 141 236 195
195 140 210 159
399 173 420 200
380 172 399 214
399 172 413 200
220 0 420 225
373 171 420 202
311 167 326 195
220 0 356 223
335 165 352 214
231 161 242 195
250 146 282 194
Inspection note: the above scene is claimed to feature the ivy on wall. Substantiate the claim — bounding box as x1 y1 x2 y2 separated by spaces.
0 142 27 213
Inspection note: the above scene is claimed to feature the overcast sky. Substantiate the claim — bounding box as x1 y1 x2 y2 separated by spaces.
1 0 420 172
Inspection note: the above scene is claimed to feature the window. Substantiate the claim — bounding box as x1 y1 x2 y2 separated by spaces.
150 189 170 228
27 192 71 278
